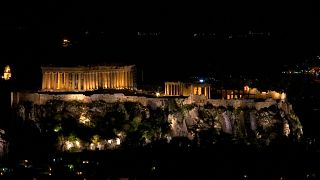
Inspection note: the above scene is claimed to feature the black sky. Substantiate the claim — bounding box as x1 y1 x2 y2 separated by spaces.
1 1 319 86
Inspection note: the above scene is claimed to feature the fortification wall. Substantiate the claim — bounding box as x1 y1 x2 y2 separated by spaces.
11 92 282 111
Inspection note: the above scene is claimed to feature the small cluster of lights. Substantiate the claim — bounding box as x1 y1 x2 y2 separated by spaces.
137 32 160 36
65 140 81 151
79 113 90 125
192 31 271 39
1 65 11 80
62 38 71 47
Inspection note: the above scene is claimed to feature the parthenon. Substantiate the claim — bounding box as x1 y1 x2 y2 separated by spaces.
41 65 136 91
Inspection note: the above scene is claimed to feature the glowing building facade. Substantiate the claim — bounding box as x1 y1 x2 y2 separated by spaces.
41 65 136 91
164 81 211 99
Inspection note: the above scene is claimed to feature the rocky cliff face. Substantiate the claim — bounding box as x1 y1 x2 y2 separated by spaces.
168 99 302 146
12 96 303 151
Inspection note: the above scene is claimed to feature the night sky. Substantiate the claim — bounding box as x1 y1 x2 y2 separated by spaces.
1 1 319 88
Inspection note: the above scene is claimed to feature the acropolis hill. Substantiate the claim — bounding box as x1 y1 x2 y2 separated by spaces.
9 64 303 151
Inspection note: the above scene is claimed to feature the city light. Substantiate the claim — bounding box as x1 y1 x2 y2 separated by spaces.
62 38 71 47
79 113 90 125
2 65 11 80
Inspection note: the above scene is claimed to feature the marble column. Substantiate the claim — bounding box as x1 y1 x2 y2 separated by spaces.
57 72 60 89
130 71 133 89
104 72 106 88
95 72 98 89
52 72 56 90
124 70 128 89
116 71 119 88
72 73 75 90
164 83 167 95
42 72 46 90
78 73 81 90
89 72 92 90
83 73 87 90
47 72 51 89
98 72 102 89
106 72 109 88
112 71 116 88
119 71 122 88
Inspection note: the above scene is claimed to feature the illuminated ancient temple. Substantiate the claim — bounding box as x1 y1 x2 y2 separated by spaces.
41 65 136 91
164 81 211 99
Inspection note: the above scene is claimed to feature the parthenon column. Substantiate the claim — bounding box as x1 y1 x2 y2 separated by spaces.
57 72 60 89
102 72 106 88
93 72 95 89
165 84 167 95
87 73 90 90
175 85 177 95
72 73 75 90
92 72 95 89
124 70 127 88
172 84 175 95
52 72 56 90
86 73 89 90
107 72 112 88
92 72 94 89
42 72 46 90
116 71 119 88
94 72 97 89
83 73 87 90
120 71 123 88
66 72 70 90
111 71 114 88
64 72 67 90
89 72 92 90
106 72 109 88
46 72 50 89
114 71 119 88
130 71 133 89
172 84 174 95
112 71 115 88
98 72 102 88
119 71 122 88
122 71 125 88
177 85 179 95
171 84 174 95
78 73 81 90
47 72 51 90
